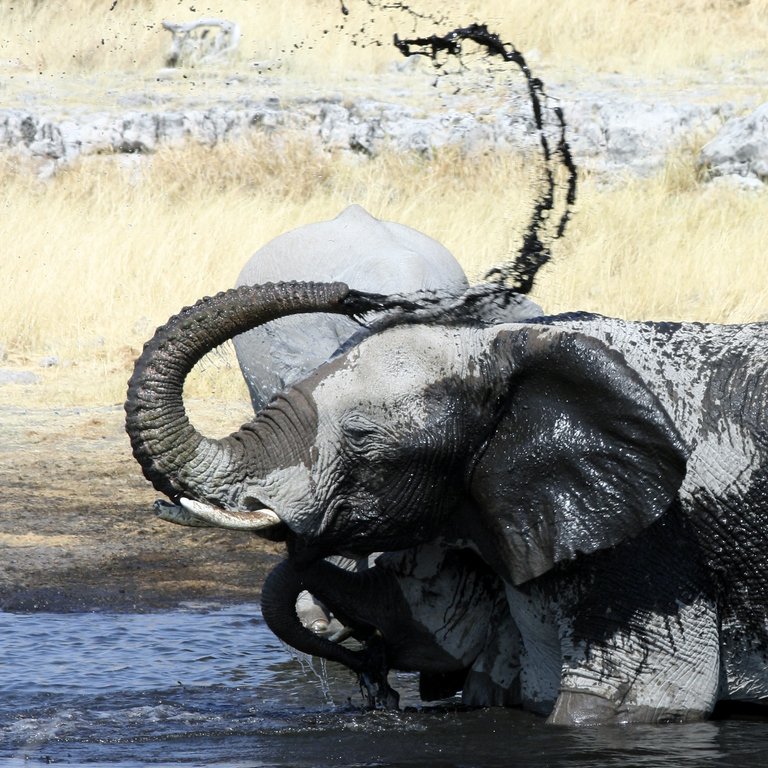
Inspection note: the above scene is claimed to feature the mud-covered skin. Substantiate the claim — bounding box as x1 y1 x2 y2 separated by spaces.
508 506 721 723
230 205 540 413
261 542 522 708
125 281 768 723
541 313 768 707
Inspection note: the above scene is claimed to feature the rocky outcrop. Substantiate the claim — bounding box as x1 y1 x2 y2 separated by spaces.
699 102 768 188
562 93 733 178
0 80 762 184
0 100 286 173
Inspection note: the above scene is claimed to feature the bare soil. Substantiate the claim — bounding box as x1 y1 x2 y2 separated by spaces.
0 401 284 613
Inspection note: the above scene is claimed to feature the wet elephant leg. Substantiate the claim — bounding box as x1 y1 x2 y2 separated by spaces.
550 517 721 725
550 591 720 725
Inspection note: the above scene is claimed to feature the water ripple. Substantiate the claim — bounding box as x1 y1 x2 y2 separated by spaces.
1 604 767 767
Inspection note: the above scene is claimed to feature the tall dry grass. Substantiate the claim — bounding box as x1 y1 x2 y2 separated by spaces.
2 131 767 406
1 0 767 77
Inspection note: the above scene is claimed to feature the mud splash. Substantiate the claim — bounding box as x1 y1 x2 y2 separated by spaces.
393 23 577 295
339 5 578 296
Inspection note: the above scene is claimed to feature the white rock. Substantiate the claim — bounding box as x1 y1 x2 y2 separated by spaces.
0 369 40 385
0 84 755 184
700 102 768 184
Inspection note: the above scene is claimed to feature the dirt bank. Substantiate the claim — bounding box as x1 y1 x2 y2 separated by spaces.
0 401 284 613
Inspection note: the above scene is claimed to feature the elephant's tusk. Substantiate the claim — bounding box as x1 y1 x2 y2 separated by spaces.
326 624 354 643
154 498 216 527
179 496 282 530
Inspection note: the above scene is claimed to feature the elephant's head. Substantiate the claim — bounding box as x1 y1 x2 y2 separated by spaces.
125 281 687 584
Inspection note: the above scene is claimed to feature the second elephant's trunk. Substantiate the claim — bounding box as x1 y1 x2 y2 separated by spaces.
261 558 370 673
261 557 401 708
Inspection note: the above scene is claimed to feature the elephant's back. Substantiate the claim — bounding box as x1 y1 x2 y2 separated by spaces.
234 205 469 411
236 204 467 296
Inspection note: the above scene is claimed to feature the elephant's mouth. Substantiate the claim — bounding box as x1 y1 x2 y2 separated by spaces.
153 497 288 540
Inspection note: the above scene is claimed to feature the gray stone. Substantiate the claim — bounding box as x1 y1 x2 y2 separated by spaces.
162 19 241 69
0 369 41 386
560 92 732 177
0 79 758 183
700 102 768 184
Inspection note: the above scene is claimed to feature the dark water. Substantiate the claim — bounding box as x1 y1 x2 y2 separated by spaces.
2 604 768 767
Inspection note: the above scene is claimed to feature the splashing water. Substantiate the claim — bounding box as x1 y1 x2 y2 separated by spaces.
284 646 336 705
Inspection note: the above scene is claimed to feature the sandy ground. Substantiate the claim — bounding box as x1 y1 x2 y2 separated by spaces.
0 399 284 613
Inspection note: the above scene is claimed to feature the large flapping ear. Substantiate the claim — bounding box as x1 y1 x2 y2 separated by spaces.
468 325 688 586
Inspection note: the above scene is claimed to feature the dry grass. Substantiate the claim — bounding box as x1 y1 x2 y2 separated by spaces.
1 1 767 78
0 139 534 406
2 131 767 408
1 1 767 407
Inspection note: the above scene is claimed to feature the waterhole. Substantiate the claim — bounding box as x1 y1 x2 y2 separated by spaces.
2 603 767 767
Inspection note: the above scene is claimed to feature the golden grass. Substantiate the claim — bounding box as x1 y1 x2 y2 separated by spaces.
2 1 767 407
1 0 767 78
1 130 767 408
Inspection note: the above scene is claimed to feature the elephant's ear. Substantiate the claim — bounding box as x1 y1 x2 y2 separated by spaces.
468 325 688 586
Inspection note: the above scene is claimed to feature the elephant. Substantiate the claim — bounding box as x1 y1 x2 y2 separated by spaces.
125 281 768 724
162 205 542 637
261 540 522 709
233 204 544 410
232 204 469 412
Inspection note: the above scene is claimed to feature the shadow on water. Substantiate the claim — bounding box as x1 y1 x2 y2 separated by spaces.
2 603 767 768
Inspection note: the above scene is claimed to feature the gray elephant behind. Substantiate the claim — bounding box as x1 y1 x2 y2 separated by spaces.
233 204 541 410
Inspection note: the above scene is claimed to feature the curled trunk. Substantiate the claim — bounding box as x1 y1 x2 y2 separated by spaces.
124 277 523 517
125 281 370 507
261 558 371 672
261 558 401 708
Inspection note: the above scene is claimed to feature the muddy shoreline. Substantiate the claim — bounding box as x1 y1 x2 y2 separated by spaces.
0 402 284 613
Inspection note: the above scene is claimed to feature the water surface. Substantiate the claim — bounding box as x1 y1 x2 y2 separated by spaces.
2 603 767 767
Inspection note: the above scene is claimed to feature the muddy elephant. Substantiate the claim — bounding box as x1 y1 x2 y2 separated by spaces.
161 205 541 637
261 540 521 709
125 282 768 725
233 204 542 410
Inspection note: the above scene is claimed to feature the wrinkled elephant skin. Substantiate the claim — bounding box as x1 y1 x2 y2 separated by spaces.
125 280 767 724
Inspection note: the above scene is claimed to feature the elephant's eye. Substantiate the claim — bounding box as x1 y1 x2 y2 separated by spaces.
341 414 378 451
340 414 402 465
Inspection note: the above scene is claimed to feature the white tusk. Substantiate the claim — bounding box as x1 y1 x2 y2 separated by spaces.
153 499 216 527
179 497 282 530
327 624 354 643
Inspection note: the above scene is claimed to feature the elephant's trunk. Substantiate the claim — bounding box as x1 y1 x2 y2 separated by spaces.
261 558 370 673
125 282 370 509
261 557 401 708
